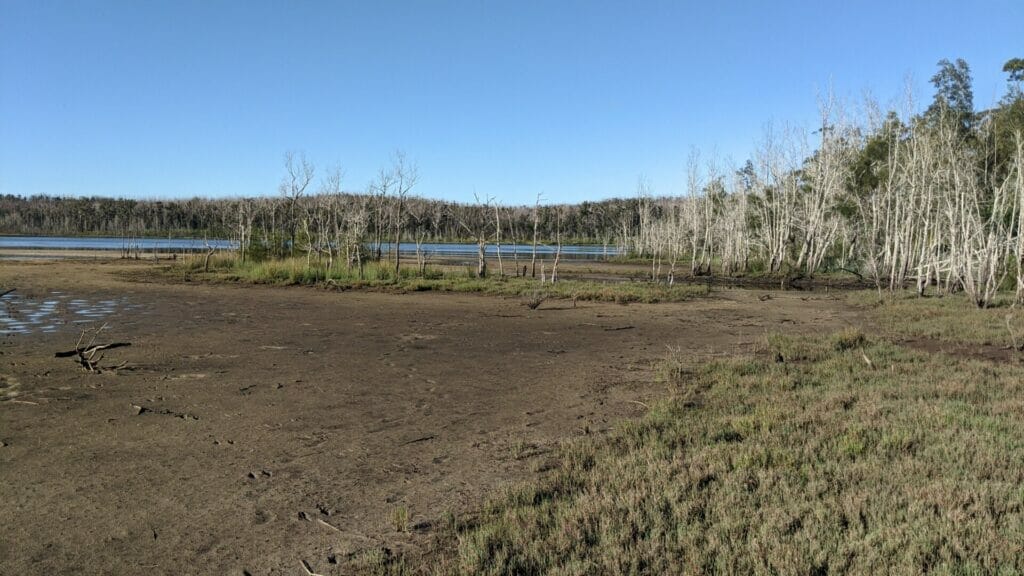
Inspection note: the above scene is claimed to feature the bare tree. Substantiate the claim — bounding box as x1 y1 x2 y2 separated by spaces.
454 194 493 278
390 152 419 276
279 151 315 257
494 201 504 277
530 193 542 278
370 169 393 262
550 206 562 283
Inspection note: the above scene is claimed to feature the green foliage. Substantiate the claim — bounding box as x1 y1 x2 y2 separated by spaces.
429 335 1024 574
830 328 867 351
927 58 975 134
171 256 706 304
848 290 1022 347
1004 57 1024 85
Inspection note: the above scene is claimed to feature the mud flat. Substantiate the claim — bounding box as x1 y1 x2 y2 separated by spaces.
0 260 856 575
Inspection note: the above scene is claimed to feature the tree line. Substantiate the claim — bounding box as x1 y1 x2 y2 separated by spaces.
0 185 636 246
622 58 1024 307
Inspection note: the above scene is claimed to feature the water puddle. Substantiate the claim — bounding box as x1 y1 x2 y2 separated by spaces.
0 290 139 336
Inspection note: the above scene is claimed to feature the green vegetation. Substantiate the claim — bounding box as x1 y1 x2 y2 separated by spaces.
850 291 1024 348
417 332 1024 575
171 256 706 304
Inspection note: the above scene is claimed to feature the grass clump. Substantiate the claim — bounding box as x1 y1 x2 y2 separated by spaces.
524 290 547 310
830 328 867 352
849 290 1022 347
427 333 1024 575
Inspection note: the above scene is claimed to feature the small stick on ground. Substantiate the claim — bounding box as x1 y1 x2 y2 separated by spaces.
1006 314 1022 351
316 518 342 533
300 559 325 576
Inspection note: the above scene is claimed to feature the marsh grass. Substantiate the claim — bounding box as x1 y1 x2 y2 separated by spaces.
425 333 1024 575
849 290 1024 347
391 505 411 533
171 256 705 303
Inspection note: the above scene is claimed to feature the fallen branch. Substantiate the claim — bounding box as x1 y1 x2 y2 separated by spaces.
838 267 865 281
300 559 325 576
55 323 131 373
55 342 131 358
401 434 436 446
0 288 15 298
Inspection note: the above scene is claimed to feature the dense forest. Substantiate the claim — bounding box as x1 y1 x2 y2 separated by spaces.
3 58 1023 305
0 190 634 247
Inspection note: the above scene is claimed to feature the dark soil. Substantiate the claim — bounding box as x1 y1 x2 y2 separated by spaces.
0 260 857 575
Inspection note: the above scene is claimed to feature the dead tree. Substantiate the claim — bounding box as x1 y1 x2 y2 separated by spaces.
279 151 315 257
550 207 563 283
390 152 418 276
454 194 493 278
494 201 504 277
530 193 542 278
370 170 393 261
203 237 215 272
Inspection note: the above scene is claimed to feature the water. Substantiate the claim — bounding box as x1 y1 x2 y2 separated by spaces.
0 235 236 251
374 242 622 259
0 236 624 259
0 290 142 337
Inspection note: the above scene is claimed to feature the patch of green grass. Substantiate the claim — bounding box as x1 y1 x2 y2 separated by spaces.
426 333 1024 575
849 290 1024 347
348 547 409 576
167 256 706 303
391 505 411 533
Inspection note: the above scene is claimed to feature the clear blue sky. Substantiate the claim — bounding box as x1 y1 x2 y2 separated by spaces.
1 1 1021 205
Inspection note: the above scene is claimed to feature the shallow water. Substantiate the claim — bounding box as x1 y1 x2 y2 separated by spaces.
0 236 624 259
0 235 236 251
0 291 138 337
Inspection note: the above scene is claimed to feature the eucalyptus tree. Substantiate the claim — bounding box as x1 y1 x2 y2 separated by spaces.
926 58 974 135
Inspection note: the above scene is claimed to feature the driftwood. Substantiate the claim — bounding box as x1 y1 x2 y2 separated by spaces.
300 559 325 576
0 288 15 298
55 323 131 373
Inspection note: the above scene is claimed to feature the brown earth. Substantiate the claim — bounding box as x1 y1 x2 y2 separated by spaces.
0 260 859 575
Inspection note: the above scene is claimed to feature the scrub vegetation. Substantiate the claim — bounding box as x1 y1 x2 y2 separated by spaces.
850 290 1024 348
364 331 1024 575
172 256 706 304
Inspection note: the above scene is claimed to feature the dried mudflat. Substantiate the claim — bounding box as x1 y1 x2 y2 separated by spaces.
0 260 857 575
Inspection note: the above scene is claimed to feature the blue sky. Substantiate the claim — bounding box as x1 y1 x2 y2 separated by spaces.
1 1 1021 205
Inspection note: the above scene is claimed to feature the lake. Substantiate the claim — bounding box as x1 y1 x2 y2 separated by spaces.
0 236 624 259
0 235 236 251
